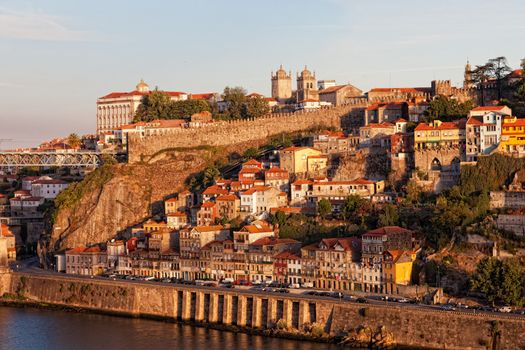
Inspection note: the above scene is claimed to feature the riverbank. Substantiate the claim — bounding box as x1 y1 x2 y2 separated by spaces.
0 299 347 347
1 272 524 349
0 306 343 350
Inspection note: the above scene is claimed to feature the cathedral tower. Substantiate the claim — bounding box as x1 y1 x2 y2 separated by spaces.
296 66 318 102
463 61 473 89
271 65 292 101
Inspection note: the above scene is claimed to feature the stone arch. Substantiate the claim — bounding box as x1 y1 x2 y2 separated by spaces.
431 157 442 171
451 156 461 172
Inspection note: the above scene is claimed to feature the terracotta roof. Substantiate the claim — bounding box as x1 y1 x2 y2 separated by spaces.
146 119 185 128
194 225 225 233
274 251 300 260
502 117 525 127
364 226 412 237
216 194 239 202
414 120 464 131
242 186 273 195
395 118 407 123
189 93 217 100
364 122 395 129
265 166 288 174
242 222 274 234
201 201 216 208
251 237 299 246
292 180 313 185
269 207 303 214
167 212 187 217
369 87 431 93
319 237 361 251
471 106 507 112
100 90 186 99
318 85 345 94
202 185 229 196
243 159 262 166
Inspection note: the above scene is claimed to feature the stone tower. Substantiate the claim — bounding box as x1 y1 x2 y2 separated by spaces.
463 61 473 89
296 66 319 102
271 65 292 101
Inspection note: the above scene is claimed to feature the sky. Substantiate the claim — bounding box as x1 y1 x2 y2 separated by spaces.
0 0 524 149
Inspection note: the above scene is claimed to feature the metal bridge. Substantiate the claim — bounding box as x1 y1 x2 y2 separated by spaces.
0 152 116 167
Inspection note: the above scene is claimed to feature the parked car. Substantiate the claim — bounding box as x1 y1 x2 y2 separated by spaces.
498 306 512 313
301 282 314 288
440 304 456 311
288 283 300 289
356 298 368 304
397 298 410 303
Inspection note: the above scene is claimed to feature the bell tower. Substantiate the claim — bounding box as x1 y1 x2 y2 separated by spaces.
296 66 318 102
271 65 292 101
463 60 473 89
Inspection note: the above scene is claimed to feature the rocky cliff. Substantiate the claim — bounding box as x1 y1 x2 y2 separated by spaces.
332 149 389 181
48 141 268 252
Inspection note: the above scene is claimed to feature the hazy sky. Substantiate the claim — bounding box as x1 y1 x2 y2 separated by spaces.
1 0 524 149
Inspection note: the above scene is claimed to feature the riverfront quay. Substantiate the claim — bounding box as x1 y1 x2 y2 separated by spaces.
1 272 525 349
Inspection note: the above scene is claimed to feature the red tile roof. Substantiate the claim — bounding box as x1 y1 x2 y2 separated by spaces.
471 106 507 112
216 194 239 202
369 87 431 93
364 226 412 237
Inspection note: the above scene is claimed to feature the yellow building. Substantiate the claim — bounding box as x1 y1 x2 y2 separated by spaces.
499 116 525 156
279 147 327 176
383 250 416 294
414 119 466 150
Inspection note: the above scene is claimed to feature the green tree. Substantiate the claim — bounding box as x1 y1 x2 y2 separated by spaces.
514 58 525 110
242 96 270 119
203 165 220 187
471 257 525 306
469 63 493 106
171 99 210 120
222 86 247 120
242 147 258 159
488 56 512 101
341 195 364 220
425 95 475 121
317 199 332 219
66 133 81 149
134 90 174 122
379 204 399 226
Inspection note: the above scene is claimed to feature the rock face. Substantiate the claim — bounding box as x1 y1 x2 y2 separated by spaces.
332 149 389 181
49 151 206 250
47 139 274 253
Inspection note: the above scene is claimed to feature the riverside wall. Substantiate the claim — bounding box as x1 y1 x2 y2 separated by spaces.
127 104 365 163
2 273 525 349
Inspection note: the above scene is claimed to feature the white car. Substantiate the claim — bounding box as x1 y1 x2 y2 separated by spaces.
498 306 512 313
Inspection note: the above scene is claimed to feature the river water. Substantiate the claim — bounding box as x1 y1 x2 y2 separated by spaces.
0 306 343 350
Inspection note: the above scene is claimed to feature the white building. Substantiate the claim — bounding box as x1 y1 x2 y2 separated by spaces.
30 178 69 200
96 79 187 134
466 110 505 162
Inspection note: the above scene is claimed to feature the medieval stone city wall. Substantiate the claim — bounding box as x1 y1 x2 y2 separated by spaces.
3 272 525 349
127 104 367 163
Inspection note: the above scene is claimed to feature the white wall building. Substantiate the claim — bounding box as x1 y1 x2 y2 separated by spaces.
96 80 187 134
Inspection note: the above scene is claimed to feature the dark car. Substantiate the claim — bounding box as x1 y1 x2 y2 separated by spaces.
356 297 368 304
